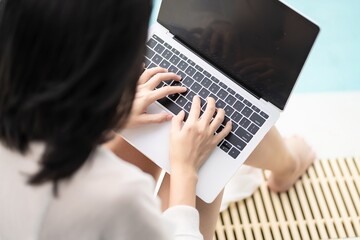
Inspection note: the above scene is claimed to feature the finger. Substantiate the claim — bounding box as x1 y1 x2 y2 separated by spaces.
201 97 216 123
171 110 185 133
146 72 181 90
148 86 187 103
209 108 225 133
138 67 168 85
214 121 232 143
187 95 201 122
136 113 173 125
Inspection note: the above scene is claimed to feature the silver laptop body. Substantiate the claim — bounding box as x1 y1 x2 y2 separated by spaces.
121 0 319 203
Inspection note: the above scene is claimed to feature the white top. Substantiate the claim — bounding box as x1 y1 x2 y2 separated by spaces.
0 143 203 240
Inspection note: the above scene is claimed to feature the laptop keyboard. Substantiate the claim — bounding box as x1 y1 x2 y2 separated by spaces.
145 35 269 159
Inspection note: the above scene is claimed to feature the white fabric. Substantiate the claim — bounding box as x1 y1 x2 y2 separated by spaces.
0 143 203 240
221 165 263 212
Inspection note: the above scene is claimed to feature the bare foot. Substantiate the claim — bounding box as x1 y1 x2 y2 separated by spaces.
267 136 316 192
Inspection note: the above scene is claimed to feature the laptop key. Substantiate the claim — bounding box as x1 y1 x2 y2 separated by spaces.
235 93 244 101
203 70 211 78
169 93 179 101
179 53 188 61
187 59 196 66
163 79 173 85
171 48 180 55
156 81 165 89
201 78 212 88
195 65 203 72
225 95 236 105
182 77 194 88
208 94 218 101
224 105 234 117
193 72 204 82
146 47 155 58
185 66 196 76
248 123 260 135
170 55 180 65
216 125 224 134
192 82 202 93
178 60 188 71
233 101 245 111
216 99 226 109
148 63 156 69
250 112 266 127
185 91 196 102
170 81 181 87
164 42 172 50
211 76 220 83
235 127 253 143
243 99 252 107
199 88 210 99
144 57 151 68
152 54 163 65
217 89 228 100
162 49 173 59
251 105 260 113
229 147 241 159
231 122 238 132
184 101 192 112
168 65 178 74
176 96 188 107
153 35 164 43
228 88 236 95
209 83 220 94
177 71 186 79
147 38 157 48
157 97 181 115
260 111 269 119
239 118 251 128
219 82 227 89
160 60 170 69
220 141 232 153
154 44 165 54
231 111 242 123
225 133 246 151
241 107 253 118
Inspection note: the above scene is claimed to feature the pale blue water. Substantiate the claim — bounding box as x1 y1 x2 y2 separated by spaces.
150 0 360 93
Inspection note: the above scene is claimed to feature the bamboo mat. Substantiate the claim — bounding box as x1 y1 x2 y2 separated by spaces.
215 157 360 240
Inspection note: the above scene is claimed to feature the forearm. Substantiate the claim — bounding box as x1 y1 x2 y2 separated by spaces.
169 168 198 208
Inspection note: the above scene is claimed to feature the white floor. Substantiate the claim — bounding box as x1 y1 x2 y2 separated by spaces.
276 91 360 159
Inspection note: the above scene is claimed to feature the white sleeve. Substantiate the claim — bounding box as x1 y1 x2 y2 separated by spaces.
103 177 203 240
163 205 204 240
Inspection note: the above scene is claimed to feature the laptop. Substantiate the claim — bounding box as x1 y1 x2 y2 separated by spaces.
121 0 319 203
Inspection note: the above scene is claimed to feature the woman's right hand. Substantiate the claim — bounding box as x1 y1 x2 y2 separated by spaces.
168 96 232 207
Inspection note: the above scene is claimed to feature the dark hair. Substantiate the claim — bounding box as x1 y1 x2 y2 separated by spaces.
0 0 151 189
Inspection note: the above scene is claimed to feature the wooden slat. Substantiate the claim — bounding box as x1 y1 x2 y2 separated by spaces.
215 158 360 240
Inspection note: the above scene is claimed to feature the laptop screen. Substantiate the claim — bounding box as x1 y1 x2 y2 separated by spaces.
158 0 319 110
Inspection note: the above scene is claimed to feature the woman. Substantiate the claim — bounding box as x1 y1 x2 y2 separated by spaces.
0 0 232 239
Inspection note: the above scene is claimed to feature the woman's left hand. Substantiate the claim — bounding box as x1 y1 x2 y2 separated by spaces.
125 67 187 128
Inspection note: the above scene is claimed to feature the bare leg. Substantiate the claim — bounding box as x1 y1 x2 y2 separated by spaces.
104 135 223 240
244 126 316 192
104 134 162 180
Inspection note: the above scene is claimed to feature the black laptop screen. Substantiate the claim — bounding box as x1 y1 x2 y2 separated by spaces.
158 0 319 110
